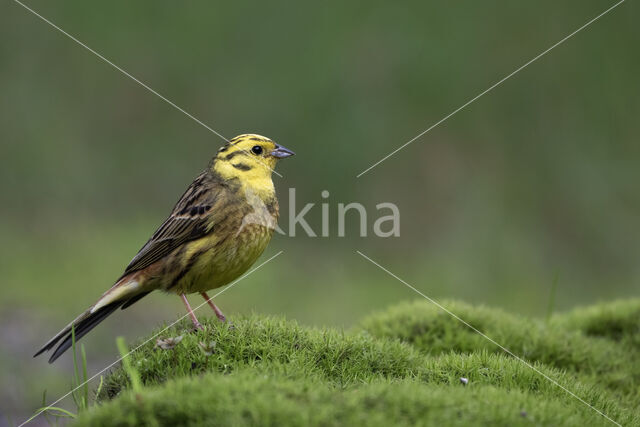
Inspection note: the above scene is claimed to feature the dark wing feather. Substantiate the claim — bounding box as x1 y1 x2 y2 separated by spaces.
121 171 230 277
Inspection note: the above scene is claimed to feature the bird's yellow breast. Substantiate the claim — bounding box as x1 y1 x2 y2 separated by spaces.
159 187 279 295
175 223 274 294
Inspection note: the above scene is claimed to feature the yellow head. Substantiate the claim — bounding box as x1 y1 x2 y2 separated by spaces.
211 134 294 196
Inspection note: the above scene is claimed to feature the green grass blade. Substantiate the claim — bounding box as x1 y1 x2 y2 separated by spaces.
95 375 105 403
116 336 142 393
81 343 89 410
24 406 77 424
70 324 81 410
545 272 559 322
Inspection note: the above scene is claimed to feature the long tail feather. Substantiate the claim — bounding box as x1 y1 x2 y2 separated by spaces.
48 301 123 363
34 287 149 363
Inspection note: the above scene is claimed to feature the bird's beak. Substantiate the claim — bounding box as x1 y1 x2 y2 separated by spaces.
270 144 295 159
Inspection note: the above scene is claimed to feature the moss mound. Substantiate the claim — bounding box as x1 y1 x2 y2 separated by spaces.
75 299 640 426
359 299 640 407
552 299 640 345
80 371 618 426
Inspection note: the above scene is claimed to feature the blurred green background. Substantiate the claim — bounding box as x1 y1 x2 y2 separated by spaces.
1 0 638 423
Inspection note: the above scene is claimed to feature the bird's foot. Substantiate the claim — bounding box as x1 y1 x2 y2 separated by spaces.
191 321 205 332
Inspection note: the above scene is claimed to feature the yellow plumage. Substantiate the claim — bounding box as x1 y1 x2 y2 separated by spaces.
35 134 294 363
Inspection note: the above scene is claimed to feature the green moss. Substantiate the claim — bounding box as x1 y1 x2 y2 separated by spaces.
98 316 426 399
77 300 640 426
553 299 640 346
359 299 640 408
79 371 617 427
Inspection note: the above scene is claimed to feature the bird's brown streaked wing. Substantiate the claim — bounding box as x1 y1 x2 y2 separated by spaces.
123 218 208 274
121 172 231 276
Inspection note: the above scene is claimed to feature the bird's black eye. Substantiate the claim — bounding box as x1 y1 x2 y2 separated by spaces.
251 145 263 155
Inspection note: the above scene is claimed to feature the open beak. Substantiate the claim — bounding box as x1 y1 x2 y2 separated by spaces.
270 144 295 159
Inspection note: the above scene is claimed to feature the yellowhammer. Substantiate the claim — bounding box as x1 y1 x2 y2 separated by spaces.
35 134 294 363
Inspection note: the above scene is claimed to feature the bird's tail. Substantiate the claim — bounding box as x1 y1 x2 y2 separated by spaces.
34 278 150 363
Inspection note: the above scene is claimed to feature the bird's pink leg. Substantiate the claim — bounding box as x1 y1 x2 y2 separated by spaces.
180 294 204 331
200 292 226 322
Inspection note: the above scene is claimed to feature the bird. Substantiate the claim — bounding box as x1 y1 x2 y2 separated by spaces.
34 134 294 363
